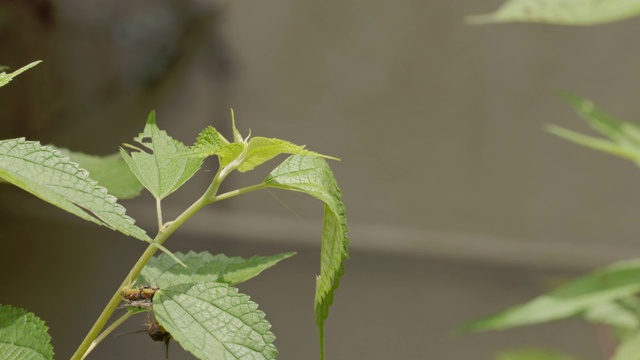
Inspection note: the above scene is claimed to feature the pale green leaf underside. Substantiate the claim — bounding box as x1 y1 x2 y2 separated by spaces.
239 137 338 173
0 139 181 262
264 155 349 358
121 111 202 200
613 330 640 360
56 149 143 199
0 305 53 360
547 94 640 165
139 251 295 288
153 282 277 360
0 139 149 240
583 300 640 330
459 259 640 332
467 0 640 25
0 61 41 88
496 348 577 360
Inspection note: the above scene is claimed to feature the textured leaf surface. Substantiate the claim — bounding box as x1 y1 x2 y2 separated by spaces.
547 94 640 165
57 149 143 199
613 330 640 360
265 155 349 358
0 305 53 360
187 126 244 167
0 139 182 262
187 126 231 157
185 114 337 174
120 111 202 200
239 137 337 173
468 0 640 25
139 251 294 288
153 282 277 360
496 348 577 360
460 259 640 332
0 61 40 88
0 139 149 240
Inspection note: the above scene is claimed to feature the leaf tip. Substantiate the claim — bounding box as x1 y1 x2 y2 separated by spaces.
146 110 157 125
230 108 243 143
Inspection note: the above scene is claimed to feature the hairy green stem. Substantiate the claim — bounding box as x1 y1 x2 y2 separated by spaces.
212 183 267 202
81 311 135 360
71 167 228 360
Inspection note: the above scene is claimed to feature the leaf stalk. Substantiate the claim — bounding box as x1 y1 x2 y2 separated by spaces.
71 167 227 360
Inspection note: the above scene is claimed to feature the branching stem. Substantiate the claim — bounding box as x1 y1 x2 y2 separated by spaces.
81 311 135 360
211 183 267 202
70 166 228 360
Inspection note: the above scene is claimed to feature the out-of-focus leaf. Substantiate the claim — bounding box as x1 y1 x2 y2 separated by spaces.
583 300 640 330
468 0 640 25
496 348 577 360
459 259 640 332
547 94 640 165
613 330 640 360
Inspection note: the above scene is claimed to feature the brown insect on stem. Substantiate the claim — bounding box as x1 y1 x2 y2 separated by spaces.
121 285 159 308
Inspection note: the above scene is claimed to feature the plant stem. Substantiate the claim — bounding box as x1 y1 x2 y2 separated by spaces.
81 311 135 360
211 183 267 202
71 168 227 360
156 198 163 230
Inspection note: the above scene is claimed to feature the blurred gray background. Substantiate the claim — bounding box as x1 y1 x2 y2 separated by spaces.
2 0 640 359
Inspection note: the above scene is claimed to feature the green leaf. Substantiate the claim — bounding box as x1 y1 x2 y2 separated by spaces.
187 126 244 167
153 282 277 360
0 305 54 360
0 139 146 238
120 111 203 200
0 61 41 88
56 149 143 199
185 111 338 175
264 155 349 359
459 259 640 333
613 330 640 360
467 0 640 25
545 125 640 162
187 126 231 157
495 348 578 360
583 300 640 330
0 138 179 262
231 108 244 143
547 94 640 165
563 94 640 145
138 251 295 288
239 137 338 173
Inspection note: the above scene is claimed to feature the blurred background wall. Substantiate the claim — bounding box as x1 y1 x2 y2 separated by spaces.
2 0 640 359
